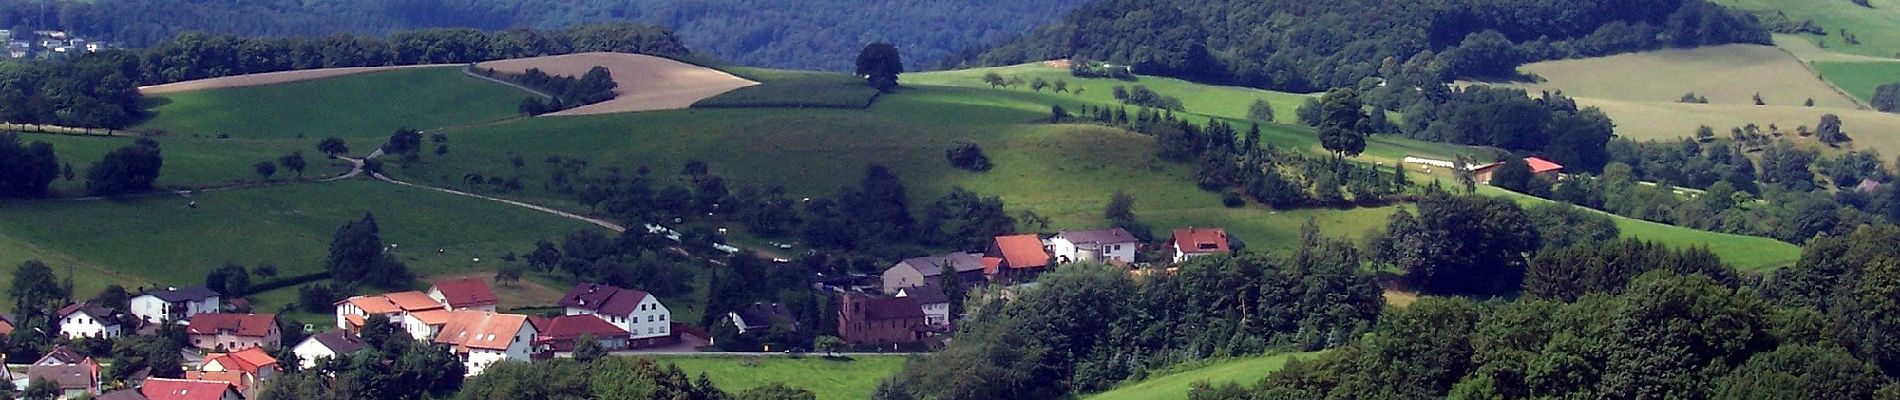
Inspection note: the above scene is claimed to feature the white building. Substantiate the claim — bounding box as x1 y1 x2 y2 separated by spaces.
557 283 671 344
433 311 536 376
1047 228 1140 264
290 330 367 370
1171 228 1231 264
894 282 953 326
129 286 221 324
56 304 123 339
333 291 444 332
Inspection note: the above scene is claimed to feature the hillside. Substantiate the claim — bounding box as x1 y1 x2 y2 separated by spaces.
1086 352 1321 400
136 67 532 139
1713 0 1900 59
653 355 908 400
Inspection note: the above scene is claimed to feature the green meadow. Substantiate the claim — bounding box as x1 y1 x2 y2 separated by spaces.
650 355 908 400
1086 352 1322 400
1714 0 1900 59
136 67 531 140
1478 185 1802 271
22 134 351 196
1815 61 1900 103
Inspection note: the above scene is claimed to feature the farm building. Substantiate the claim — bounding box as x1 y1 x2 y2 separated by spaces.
1471 157 1564 184
1171 228 1231 264
881 252 988 294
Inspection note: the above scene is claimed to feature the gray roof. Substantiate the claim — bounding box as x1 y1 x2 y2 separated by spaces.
1057 228 1138 245
734 303 794 330
307 330 367 354
26 364 93 390
899 281 950 305
898 253 986 276
139 286 219 303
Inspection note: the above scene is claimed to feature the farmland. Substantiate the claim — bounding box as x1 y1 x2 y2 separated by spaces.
474 52 759 115
1712 0 1900 59
651 355 908 400
136 67 531 140
23 134 351 197
1086 352 1322 400
1815 61 1900 103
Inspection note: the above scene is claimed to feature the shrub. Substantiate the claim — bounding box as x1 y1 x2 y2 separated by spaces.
945 141 993 172
1222 191 1246 208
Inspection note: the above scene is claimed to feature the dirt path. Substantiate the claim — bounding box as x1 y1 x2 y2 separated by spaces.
462 65 556 101
368 169 627 233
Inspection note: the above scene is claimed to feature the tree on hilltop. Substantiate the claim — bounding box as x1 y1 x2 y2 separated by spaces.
856 43 903 92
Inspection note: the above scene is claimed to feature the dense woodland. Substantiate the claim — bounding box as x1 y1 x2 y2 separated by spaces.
0 0 1085 71
964 0 1769 92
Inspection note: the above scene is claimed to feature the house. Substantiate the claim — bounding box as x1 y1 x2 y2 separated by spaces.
1171 228 1231 264
57 303 125 339
535 314 630 352
291 330 367 370
1046 228 1139 264
185 313 279 351
400 309 456 340
1471 157 1564 184
139 378 241 400
881 253 988 295
25 357 99 399
130 286 221 324
95 389 147 400
34 346 85 366
729 302 795 335
838 293 925 345
894 282 952 326
985 234 1051 280
428 278 499 312
557 283 672 346
334 291 445 331
187 347 277 398
433 311 537 376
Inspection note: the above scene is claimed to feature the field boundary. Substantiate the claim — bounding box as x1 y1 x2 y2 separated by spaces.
461 64 556 101
2 123 138 137
1775 46 1875 110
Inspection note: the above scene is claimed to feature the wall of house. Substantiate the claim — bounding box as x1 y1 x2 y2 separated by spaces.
130 296 166 324
631 297 671 339
334 303 362 330
922 303 949 326
291 340 336 370
881 264 926 294
190 331 279 351
463 325 536 376
59 312 118 339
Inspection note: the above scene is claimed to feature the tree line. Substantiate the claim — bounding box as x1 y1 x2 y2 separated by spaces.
472 66 618 116
958 0 1768 93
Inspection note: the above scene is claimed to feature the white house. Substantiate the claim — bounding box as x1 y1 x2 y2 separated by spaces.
333 291 444 331
557 283 671 345
895 282 953 326
433 311 536 376
57 304 123 339
1047 228 1140 264
291 330 367 370
129 286 221 324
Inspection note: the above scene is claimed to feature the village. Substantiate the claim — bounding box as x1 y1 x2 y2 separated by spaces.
0 223 1244 399
1 29 108 59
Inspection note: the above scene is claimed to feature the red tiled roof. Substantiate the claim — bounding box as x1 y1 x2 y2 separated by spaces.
557 283 651 316
141 378 234 400
182 371 247 395
435 311 531 352
186 313 276 338
537 315 629 341
202 347 277 375
1173 228 1230 254
385 291 446 311
979 257 1002 275
430 278 499 308
991 234 1049 269
1525 157 1564 174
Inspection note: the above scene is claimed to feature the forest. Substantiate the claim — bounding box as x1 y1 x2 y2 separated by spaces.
0 0 1086 71
961 0 1769 92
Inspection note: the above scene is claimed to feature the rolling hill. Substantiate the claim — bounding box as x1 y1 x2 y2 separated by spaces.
1086 352 1322 400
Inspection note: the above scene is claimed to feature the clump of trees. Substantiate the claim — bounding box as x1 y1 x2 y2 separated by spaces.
478 66 617 116
945 141 993 171
1398 86 1614 172
1375 192 1541 296
1111 85 1183 110
257 314 466 400
1874 83 1899 113
324 212 412 288
0 132 60 198
84 138 164 196
1246 99 1275 122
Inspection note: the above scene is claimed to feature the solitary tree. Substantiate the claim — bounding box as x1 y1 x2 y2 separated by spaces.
982 72 1005 88
317 137 349 157
855 43 903 92
1248 99 1276 122
85 139 163 197
279 151 307 177
1817 114 1850 147
1054 80 1069 93
1872 83 1899 112
1030 77 1049 92
1317 88 1368 157
254 161 277 181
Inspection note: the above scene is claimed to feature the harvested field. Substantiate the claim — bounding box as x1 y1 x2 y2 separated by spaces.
1493 44 1859 108
475 52 759 116
138 65 449 94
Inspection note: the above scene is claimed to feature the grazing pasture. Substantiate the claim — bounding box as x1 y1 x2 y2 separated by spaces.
693 67 882 109
652 355 908 400
1815 61 1900 103
1712 0 1900 59
136 67 531 140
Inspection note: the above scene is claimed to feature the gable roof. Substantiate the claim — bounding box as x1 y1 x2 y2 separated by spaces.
304 330 366 354
851 295 924 321
537 314 629 341
341 291 446 314
991 234 1049 269
180 371 250 396
896 253 987 276
895 281 949 305
434 311 531 352
96 389 148 400
1172 228 1230 254
1525 157 1563 174
140 378 234 400
138 287 220 303
58 303 121 324
430 278 499 308
1055 228 1138 245
557 283 652 316
26 360 97 390
733 303 794 330
203 347 277 374
36 345 84 366
185 313 276 338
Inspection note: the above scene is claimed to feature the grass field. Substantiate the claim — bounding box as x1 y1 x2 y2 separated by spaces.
0 179 600 309
21 134 351 197
136 67 531 141
1815 61 1900 103
1086 352 1322 400
1478 186 1801 271
694 67 881 108
1713 0 1900 59
648 355 907 400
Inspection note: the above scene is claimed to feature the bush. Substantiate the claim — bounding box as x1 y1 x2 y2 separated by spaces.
945 141 993 172
1247 99 1275 122
1221 191 1246 208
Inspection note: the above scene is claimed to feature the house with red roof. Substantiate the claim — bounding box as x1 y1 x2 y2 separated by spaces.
428 278 500 312
333 290 446 332
1171 228 1231 264
558 283 673 347
139 378 241 400
984 234 1051 281
535 314 631 352
1471 156 1564 184
186 347 278 398
185 313 279 351
837 293 926 346
433 311 537 376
